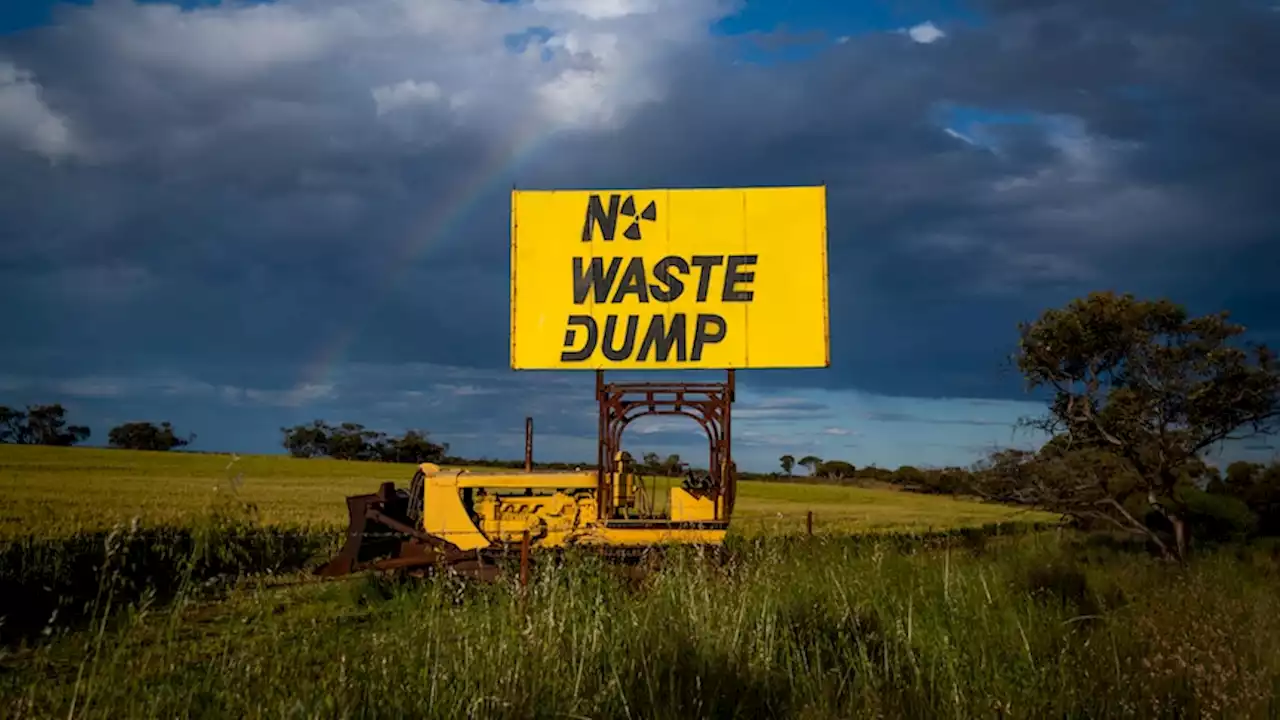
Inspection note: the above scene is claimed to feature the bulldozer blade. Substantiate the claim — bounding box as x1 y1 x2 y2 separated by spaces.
316 491 386 577
364 541 449 572
315 481 458 577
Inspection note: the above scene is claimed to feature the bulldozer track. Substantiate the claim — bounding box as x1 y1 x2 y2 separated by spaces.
303 522 725 586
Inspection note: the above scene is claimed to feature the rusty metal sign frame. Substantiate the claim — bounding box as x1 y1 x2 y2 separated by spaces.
595 369 737 522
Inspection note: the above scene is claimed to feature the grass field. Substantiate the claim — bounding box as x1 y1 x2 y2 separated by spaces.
0 444 1054 540
3 444 1278 718
4 528 1279 718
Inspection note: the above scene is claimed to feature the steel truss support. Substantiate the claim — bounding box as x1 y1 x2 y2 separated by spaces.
595 369 737 522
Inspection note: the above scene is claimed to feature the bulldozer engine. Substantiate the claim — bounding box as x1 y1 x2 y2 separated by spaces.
472 489 594 544
316 371 737 578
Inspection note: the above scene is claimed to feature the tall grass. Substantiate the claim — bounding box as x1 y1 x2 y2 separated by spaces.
4 530 1279 719
0 517 338 646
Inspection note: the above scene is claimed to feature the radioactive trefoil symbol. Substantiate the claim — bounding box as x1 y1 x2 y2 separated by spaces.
620 195 658 240
580 192 660 242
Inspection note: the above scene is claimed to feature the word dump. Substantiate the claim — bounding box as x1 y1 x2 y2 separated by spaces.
560 254 759 363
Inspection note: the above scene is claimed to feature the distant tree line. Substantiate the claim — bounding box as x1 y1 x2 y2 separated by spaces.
0 404 987 487
279 420 450 463
277 420 597 469
0 403 194 451
631 452 686 476
108 421 194 451
759 456 971 493
773 454 859 482
0 404 91 446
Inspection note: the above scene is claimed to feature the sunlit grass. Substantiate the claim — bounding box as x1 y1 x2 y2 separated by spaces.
3 530 1278 719
0 444 1055 540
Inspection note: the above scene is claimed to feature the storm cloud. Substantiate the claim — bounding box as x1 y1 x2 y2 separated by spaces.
1 0 1277 470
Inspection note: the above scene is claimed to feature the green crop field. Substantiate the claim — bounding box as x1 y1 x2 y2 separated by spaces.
3 444 1279 719
0 444 1054 540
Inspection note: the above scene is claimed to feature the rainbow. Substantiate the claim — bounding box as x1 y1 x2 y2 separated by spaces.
299 119 555 389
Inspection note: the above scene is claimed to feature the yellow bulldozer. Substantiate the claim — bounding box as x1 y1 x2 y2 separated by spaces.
316 372 738 579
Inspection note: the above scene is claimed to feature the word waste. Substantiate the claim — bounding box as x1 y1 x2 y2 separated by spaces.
560 253 758 363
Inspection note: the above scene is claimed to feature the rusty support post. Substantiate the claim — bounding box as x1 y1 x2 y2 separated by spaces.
807 510 813 537
726 369 736 520
596 370 608 521
520 529 530 589
524 416 533 472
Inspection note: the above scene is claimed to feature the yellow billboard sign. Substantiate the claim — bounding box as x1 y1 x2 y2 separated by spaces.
509 186 829 370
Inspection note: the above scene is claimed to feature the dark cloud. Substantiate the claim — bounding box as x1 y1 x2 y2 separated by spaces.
865 411 1013 427
1 0 1278 460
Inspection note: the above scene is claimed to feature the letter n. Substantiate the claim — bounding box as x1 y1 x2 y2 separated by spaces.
581 194 620 242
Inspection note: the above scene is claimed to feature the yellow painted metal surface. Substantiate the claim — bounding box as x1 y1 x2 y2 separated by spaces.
422 477 490 551
454 470 597 489
414 463 726 551
669 487 717 522
418 464 489 550
578 526 728 547
509 186 830 370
